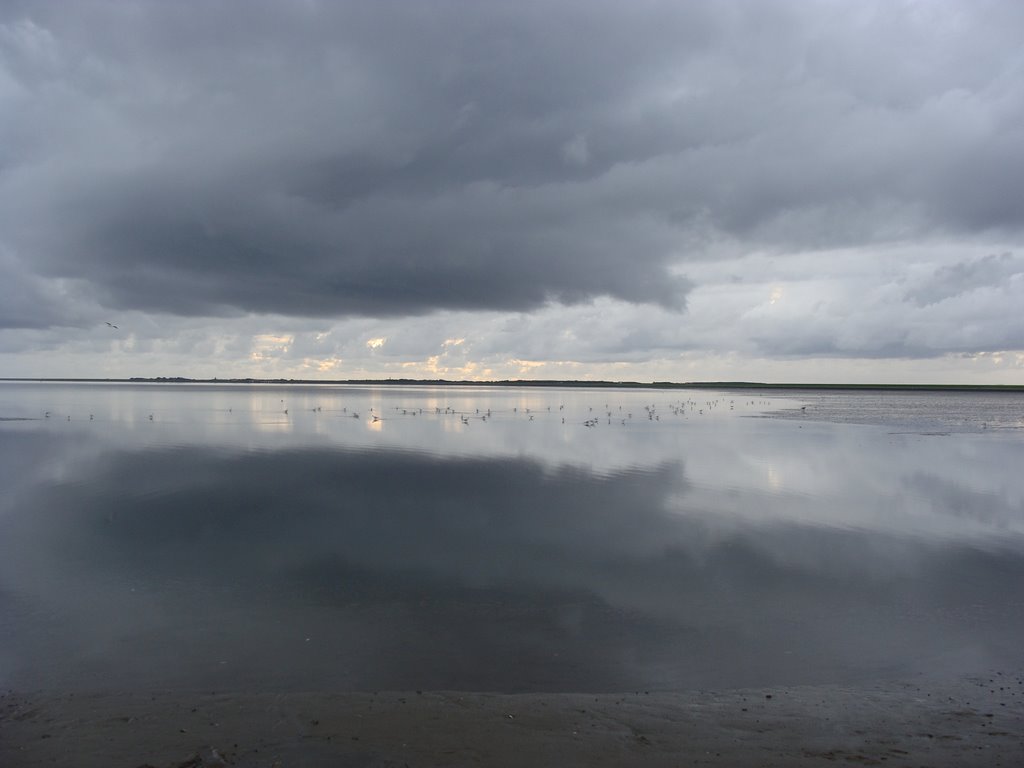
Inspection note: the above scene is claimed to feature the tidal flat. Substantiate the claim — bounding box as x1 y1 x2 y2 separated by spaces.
1 382 1023 765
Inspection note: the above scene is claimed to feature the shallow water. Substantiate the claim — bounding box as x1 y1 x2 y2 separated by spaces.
1 382 1023 693
769 388 1024 433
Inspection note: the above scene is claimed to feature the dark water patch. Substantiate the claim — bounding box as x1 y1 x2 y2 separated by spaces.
2 436 1023 693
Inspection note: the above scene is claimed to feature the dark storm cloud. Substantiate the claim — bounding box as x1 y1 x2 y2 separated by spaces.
0 250 66 329
1 0 1023 321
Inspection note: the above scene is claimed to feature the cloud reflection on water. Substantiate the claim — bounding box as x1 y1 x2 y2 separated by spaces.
2 428 1023 692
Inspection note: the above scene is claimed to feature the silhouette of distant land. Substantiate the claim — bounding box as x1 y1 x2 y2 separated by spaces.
1 377 1021 392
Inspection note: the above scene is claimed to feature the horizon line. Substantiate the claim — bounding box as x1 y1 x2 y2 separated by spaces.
1 377 1022 392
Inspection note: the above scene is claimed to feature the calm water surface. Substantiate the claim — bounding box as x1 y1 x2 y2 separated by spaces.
1 382 1023 692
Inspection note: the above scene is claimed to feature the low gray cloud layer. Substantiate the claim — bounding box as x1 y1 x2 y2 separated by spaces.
1 1 1022 377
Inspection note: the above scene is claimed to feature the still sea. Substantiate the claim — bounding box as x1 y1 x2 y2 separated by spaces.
1 382 1023 693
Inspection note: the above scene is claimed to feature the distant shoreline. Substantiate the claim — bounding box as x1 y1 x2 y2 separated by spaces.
1 377 1022 393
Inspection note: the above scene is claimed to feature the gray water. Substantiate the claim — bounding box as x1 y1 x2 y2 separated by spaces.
1 382 1023 693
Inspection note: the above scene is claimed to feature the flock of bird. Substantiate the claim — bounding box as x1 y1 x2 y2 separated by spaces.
375 397 780 428
284 396 775 428
38 396 779 426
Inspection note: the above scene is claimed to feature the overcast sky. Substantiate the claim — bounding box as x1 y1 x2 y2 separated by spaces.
2 0 1022 382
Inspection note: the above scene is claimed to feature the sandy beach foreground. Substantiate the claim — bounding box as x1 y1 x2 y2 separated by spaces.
2 674 1022 767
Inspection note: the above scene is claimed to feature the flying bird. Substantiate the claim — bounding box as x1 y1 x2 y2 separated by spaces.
105 322 118 329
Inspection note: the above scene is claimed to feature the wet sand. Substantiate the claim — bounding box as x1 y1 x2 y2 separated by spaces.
2 674 1022 767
